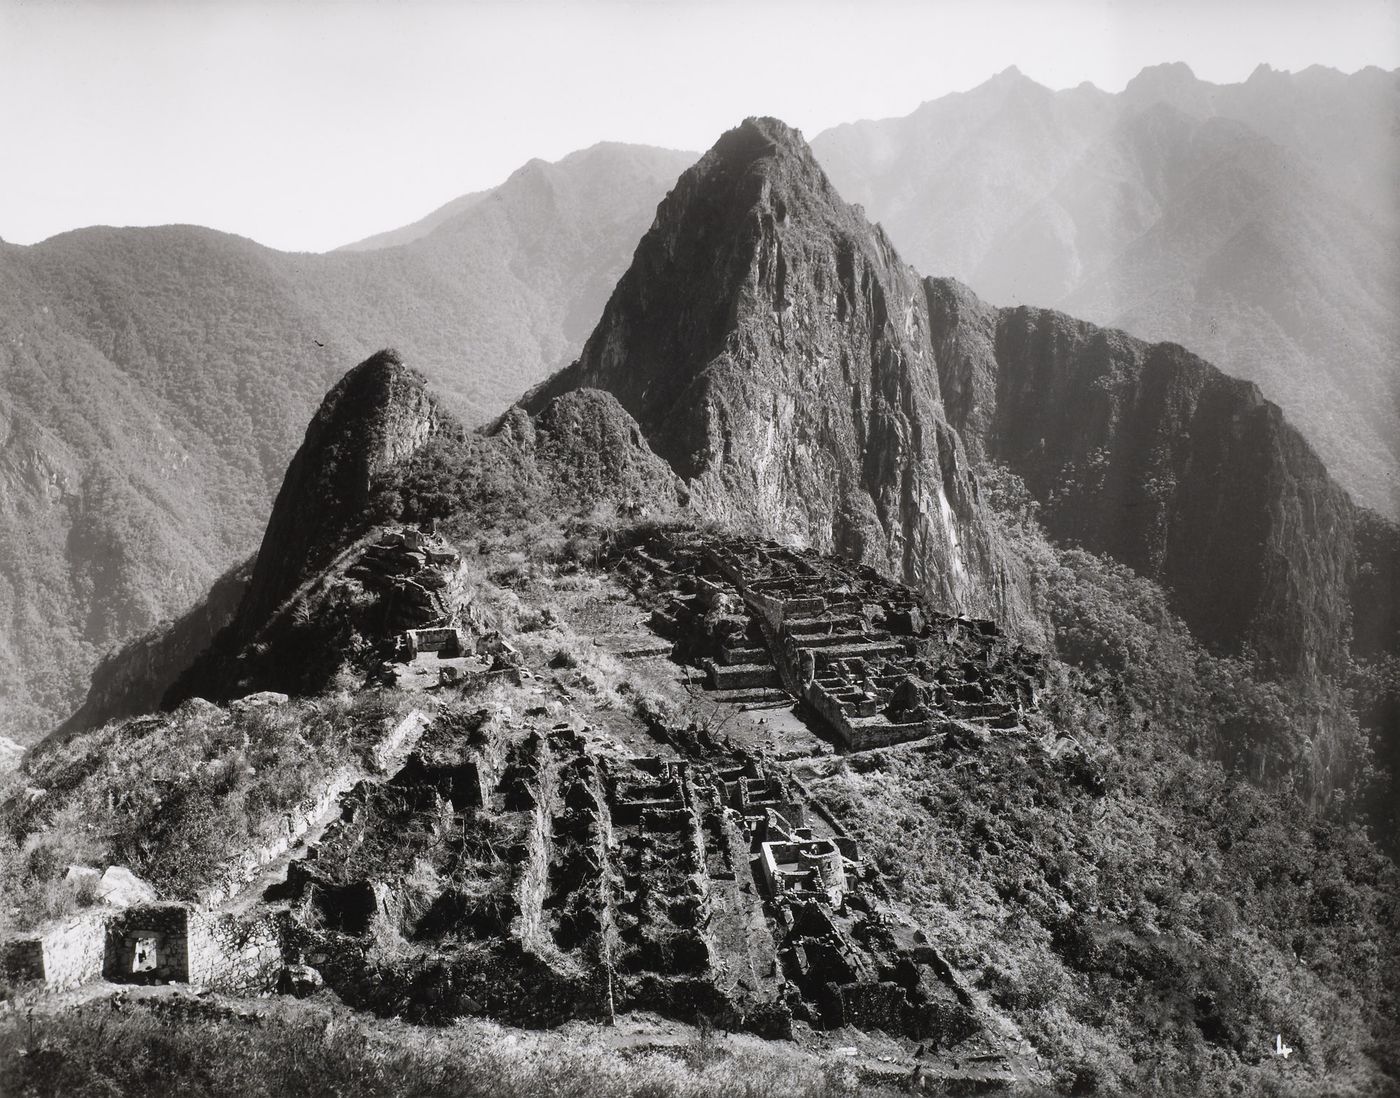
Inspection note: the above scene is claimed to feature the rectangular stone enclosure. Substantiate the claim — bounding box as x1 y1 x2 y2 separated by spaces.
104 905 191 983
405 627 465 657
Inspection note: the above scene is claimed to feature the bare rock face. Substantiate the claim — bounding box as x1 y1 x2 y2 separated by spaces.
529 118 1019 624
239 350 441 636
928 277 1356 676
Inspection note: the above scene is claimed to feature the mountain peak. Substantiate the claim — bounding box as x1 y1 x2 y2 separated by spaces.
698 116 818 181
524 116 1014 618
238 349 443 633
1129 60 1199 84
1121 61 1217 116
1124 61 1201 96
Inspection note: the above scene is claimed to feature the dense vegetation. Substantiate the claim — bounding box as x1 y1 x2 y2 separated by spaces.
373 393 682 540
981 464 1376 814
799 465 1400 1093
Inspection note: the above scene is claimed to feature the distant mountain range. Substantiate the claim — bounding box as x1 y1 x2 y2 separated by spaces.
4 63 1396 743
813 63 1399 515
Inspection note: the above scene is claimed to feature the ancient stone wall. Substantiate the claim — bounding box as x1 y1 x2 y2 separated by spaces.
370 710 431 773
199 709 428 906
509 734 555 952
3 912 106 991
196 773 358 907
186 910 283 995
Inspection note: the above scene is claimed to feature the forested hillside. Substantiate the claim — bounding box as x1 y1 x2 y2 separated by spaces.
0 143 694 740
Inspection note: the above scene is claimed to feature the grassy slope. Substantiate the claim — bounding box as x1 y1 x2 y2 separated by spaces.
0 995 916 1098
0 692 412 935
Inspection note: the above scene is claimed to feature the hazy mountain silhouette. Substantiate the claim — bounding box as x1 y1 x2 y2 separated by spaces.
812 64 1400 515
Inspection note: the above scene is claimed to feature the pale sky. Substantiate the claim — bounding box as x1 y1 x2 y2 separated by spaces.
1 0 1397 253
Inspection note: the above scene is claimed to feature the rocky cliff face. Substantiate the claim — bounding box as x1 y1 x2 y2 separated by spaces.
927 277 1355 675
528 118 1021 625
525 118 1357 679
238 350 442 636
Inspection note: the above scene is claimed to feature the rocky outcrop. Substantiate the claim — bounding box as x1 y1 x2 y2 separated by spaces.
238 350 441 637
527 118 1022 626
163 383 679 706
927 277 1356 675
494 388 684 512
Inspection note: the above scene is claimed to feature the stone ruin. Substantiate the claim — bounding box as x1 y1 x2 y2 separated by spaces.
4 903 282 996
239 702 986 1046
0 528 1027 1077
621 532 1046 750
339 525 536 691
346 525 468 636
2 711 433 997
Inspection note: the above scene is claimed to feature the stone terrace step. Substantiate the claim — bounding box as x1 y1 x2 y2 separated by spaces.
706 661 783 690
810 641 906 665
791 630 891 650
707 686 792 705
720 645 769 665
786 615 865 636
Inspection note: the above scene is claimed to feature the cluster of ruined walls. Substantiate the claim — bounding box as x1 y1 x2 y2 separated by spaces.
626 532 1043 751
198 710 428 907
346 527 468 637
270 722 616 1027
800 678 935 750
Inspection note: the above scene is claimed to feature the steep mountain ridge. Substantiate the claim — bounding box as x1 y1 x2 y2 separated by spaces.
238 351 443 634
811 65 1400 516
928 278 1353 676
528 118 1022 628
